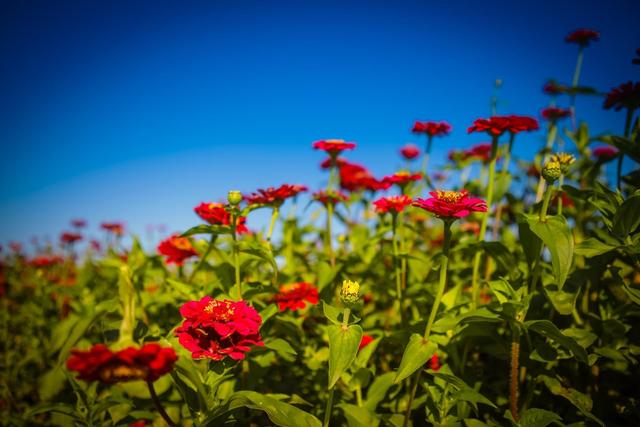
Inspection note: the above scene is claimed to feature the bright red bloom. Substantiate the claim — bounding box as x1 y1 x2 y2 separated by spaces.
565 28 600 46
463 143 494 164
312 190 349 206
71 219 87 228
275 282 319 312
66 343 177 383
313 139 356 155
194 202 249 234
543 80 566 95
413 190 487 219
101 222 125 236
467 116 512 137
31 255 64 268
157 235 198 265
320 157 348 169
592 146 619 162
244 184 308 205
382 171 422 187
60 232 82 245
373 195 413 214
541 107 572 122
603 81 640 111
400 143 420 159
358 335 374 351
428 354 441 371
175 297 263 360
129 422 147 427
339 161 388 192
412 121 452 137
506 115 539 133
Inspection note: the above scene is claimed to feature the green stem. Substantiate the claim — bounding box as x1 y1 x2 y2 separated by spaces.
326 202 335 267
147 381 177 427
392 214 407 328
557 175 565 216
355 385 363 407
618 108 634 190
535 123 557 202
422 136 433 188
323 387 335 427
570 46 584 130
399 212 408 291
267 207 279 244
539 182 554 223
231 213 241 299
188 234 217 283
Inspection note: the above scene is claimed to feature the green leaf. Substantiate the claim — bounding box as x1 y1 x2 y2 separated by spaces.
24 403 79 420
543 286 576 316
328 324 363 389
539 375 604 426
322 301 360 325
612 195 640 238
239 241 278 280
264 338 298 358
229 391 322 427
338 404 380 427
481 242 521 280
364 372 396 411
519 408 562 427
394 333 437 384
525 320 588 364
181 224 231 237
517 215 543 272
526 214 574 288
575 238 618 257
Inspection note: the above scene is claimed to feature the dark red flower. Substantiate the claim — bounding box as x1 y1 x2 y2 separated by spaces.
313 139 356 155
463 143 494 164
194 202 249 233
60 232 82 245
506 115 539 133
543 80 566 95
373 195 413 214
527 165 541 178
244 184 308 205
358 335 374 351
312 190 349 206
592 146 619 162
275 282 319 312
603 81 640 111
541 107 572 122
400 144 420 160
412 121 452 137
66 343 177 383
320 157 348 169
467 116 512 137
428 354 441 371
157 235 198 265
413 190 487 219
71 219 87 228
382 171 422 187
101 222 125 236
339 161 388 192
129 422 148 427
30 255 64 268
175 297 263 360
565 29 600 46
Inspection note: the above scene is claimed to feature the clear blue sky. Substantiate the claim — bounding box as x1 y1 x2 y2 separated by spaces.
1 0 638 246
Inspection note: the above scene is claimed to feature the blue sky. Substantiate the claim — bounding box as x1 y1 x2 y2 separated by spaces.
1 0 638 247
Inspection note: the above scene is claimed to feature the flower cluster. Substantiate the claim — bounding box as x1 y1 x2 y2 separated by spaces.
373 195 413 214
412 121 452 137
275 282 319 312
157 235 198 265
101 222 125 236
194 202 249 233
413 190 487 219
244 184 307 205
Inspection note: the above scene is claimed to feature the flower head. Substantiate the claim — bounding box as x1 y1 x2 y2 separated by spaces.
313 139 356 156
543 80 566 95
463 143 495 164
428 354 441 371
541 107 572 122
339 161 388 192
358 335 374 351
565 28 600 46
30 255 64 268
312 190 349 207
400 144 420 160
412 121 452 137
66 343 177 383
101 222 125 236
549 152 575 174
373 195 413 214
340 280 360 305
467 116 512 137
382 171 422 188
194 202 249 233
603 81 640 111
60 232 82 245
275 282 319 312
227 190 243 206
592 146 619 162
505 115 539 133
413 190 487 219
71 219 87 228
157 235 198 265
244 184 307 206
175 297 263 360
542 161 562 183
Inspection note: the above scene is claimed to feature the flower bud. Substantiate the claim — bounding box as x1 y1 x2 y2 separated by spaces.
340 279 360 305
227 190 243 206
549 152 575 174
542 161 562 183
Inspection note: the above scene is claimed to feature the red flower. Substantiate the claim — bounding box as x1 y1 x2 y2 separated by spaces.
527 165 541 178
505 115 539 133
541 107 572 122
463 143 494 164
157 235 198 265
31 255 64 268
467 116 512 137
592 146 619 162
90 240 102 251
275 282 319 312
400 143 420 160
66 343 177 383
460 221 481 236
603 81 640 111
373 195 413 214
101 222 125 236
175 297 263 360
428 354 441 371
320 157 348 169
312 190 349 206
60 232 82 245
313 139 356 155
71 219 87 228
413 190 487 219
244 184 308 205
543 80 566 95
339 161 388 192
553 192 575 209
412 121 452 137
129 422 147 427
358 335 374 351
565 28 600 46
382 171 422 187
194 202 249 233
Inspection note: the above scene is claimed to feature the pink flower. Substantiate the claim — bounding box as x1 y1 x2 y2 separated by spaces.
592 146 619 162
413 190 487 219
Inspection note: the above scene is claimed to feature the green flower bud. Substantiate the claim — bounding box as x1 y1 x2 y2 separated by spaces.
542 161 562 183
340 279 360 305
227 190 243 206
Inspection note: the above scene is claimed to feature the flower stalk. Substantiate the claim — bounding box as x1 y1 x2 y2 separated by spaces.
391 214 407 327
147 380 178 427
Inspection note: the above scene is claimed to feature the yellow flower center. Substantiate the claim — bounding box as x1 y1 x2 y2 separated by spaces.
325 139 345 144
204 300 235 320
172 237 192 250
435 190 465 203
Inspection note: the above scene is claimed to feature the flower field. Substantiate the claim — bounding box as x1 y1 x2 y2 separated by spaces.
2 29 640 427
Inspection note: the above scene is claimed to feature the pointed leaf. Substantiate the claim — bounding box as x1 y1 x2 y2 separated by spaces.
394 333 437 384
526 214 574 288
328 324 363 389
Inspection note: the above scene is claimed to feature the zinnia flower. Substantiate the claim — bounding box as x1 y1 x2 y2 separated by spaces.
543 80 566 95
312 190 349 206
320 157 348 169
412 121 452 137
382 171 422 187
313 139 356 155
339 161 388 192
467 116 512 137
565 28 600 46
157 235 198 265
373 195 413 214
413 190 487 219
358 335 374 351
463 143 494 164
592 146 619 162
30 255 64 268
603 81 640 111
101 222 125 236
194 202 249 233
541 107 572 122
244 184 307 205
175 297 263 360
506 115 539 133
428 354 441 371
400 144 420 159
60 232 82 245
274 282 319 312
71 219 87 228
66 343 177 383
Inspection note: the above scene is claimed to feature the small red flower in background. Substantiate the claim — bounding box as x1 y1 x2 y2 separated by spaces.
400 144 420 160
428 354 441 371
339 161 388 192
432 172 446 183
553 192 575 209
157 235 198 265
313 139 356 156
541 107 572 122
71 219 87 228
463 143 494 164
320 157 348 169
592 146 619 162
194 202 249 233
373 195 413 214
30 255 64 268
382 171 422 187
527 165 541 178
101 222 125 236
60 232 82 245
275 282 319 312
245 184 308 205
9 242 22 253
460 221 481 236
359 334 374 351
467 116 511 137
128 421 148 427
505 115 539 134
412 121 452 137
90 239 101 252
603 81 640 111
66 343 177 383
413 190 487 219
312 190 349 206
543 80 566 95
176 297 263 360
565 28 600 46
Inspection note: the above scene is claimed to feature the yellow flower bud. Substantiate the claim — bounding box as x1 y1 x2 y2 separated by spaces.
340 279 360 305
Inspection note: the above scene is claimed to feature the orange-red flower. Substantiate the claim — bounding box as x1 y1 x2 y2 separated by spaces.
541 107 572 122
194 202 249 233
275 282 319 312
175 297 263 360
382 171 422 187
413 190 487 219
603 81 640 111
467 116 512 137
101 222 125 236
313 139 356 155
157 235 198 265
339 161 388 192
592 146 619 162
400 144 420 159
565 28 599 46
358 334 374 351
60 232 82 245
373 195 413 214
244 184 307 205
312 190 349 206
412 121 451 137
66 343 177 383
